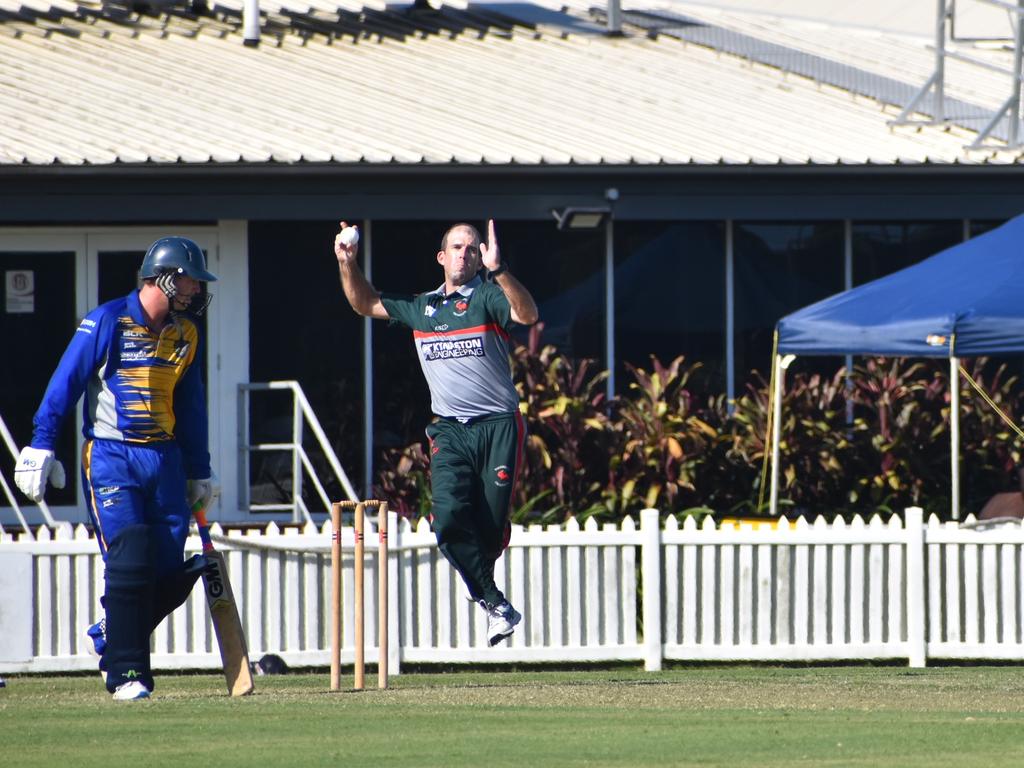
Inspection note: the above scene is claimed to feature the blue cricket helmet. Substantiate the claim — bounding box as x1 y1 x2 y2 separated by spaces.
140 237 218 282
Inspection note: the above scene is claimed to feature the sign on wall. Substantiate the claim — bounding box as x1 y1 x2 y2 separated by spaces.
5 270 34 314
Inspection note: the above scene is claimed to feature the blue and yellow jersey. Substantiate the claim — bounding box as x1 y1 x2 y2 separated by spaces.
31 290 211 478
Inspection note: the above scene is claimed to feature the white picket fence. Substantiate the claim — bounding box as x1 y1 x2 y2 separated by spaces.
3 507 1024 674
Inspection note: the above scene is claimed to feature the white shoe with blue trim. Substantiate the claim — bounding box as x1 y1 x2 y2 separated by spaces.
486 601 522 647
112 681 150 701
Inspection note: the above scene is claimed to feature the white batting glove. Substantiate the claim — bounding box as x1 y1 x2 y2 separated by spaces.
187 472 220 511
14 446 66 502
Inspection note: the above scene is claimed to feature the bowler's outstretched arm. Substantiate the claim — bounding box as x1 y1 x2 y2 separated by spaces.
334 220 389 320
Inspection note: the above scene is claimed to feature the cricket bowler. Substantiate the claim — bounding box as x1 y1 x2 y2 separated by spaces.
334 219 539 646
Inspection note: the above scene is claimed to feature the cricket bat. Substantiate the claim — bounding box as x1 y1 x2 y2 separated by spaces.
193 503 255 697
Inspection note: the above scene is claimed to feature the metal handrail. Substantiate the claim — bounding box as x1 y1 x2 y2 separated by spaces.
239 381 358 523
0 468 31 534
0 411 56 529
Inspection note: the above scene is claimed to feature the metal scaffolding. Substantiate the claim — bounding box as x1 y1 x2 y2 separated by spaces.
892 0 1024 150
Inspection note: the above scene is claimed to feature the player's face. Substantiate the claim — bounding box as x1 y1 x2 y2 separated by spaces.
172 274 202 310
438 227 481 286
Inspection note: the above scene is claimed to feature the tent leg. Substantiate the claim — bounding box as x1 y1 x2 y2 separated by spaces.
950 356 960 521
769 354 784 516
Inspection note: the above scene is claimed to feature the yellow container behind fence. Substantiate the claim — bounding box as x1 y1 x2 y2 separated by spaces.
717 517 799 530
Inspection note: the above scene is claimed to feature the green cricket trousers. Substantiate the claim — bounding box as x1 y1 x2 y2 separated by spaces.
425 410 526 606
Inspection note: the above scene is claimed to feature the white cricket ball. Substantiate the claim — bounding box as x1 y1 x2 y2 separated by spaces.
340 227 359 247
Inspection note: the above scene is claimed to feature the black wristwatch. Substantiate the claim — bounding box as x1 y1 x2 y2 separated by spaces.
487 264 508 281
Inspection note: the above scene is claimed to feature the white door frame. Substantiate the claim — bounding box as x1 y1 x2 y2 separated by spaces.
0 225 247 526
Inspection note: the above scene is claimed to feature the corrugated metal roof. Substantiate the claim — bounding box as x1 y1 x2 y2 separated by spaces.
624 0 1012 38
0 0 1018 166
634 4 1016 132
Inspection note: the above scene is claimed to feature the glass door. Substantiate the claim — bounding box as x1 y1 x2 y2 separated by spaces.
0 229 219 526
0 236 84 513
87 229 218 416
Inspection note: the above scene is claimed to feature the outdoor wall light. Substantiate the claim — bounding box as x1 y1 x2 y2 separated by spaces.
552 189 619 230
551 206 611 230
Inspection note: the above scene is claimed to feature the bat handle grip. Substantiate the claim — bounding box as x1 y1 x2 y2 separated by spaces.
192 500 215 552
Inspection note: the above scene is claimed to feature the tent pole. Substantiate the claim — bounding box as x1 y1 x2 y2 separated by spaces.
769 354 795 516
950 355 960 521
769 354 784 516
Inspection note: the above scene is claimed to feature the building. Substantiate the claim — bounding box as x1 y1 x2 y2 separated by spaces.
2 0 1022 526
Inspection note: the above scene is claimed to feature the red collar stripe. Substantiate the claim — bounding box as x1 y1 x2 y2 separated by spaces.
413 322 509 341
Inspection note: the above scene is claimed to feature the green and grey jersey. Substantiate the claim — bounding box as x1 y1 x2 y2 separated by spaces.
381 275 520 420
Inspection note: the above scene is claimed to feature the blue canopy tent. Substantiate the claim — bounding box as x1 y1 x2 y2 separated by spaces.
770 214 1024 519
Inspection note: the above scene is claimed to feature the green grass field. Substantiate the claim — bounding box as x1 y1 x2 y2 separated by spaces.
3 665 1024 767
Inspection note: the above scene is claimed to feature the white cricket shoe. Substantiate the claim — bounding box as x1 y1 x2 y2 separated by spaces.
486 601 522 647
112 681 150 701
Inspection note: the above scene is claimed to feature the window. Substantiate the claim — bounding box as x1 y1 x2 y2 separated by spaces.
614 221 726 389
510 221 606 359
0 250 78 506
734 222 845 388
852 222 961 285
969 220 1005 238
248 221 364 504
370 221 442 452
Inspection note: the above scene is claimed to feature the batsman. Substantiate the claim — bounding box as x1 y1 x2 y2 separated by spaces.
334 219 539 646
14 238 219 701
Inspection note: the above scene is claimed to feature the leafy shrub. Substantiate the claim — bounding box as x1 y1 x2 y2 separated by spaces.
951 357 1024 512
606 356 724 517
720 367 856 516
846 357 950 514
372 441 431 517
726 356 1024 519
510 324 616 522
371 334 1024 522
